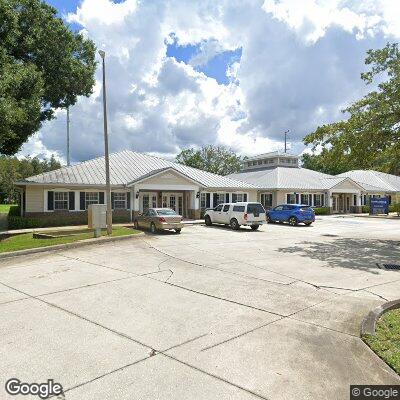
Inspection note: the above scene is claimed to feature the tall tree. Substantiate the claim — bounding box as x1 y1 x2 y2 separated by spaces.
0 0 96 155
0 155 61 202
176 145 242 175
303 43 400 175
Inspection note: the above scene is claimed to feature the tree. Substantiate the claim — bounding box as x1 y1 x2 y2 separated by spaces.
0 0 96 155
176 145 242 175
303 43 400 175
0 155 61 202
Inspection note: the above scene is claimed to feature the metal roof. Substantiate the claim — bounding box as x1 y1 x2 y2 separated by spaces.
228 167 390 191
338 170 400 192
19 150 258 189
244 151 299 162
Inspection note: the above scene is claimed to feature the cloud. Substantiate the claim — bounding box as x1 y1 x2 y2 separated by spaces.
19 0 400 164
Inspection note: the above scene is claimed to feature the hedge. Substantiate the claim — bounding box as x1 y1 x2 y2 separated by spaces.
313 207 330 215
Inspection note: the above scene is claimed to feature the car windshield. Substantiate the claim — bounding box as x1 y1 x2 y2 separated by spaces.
156 209 177 215
247 203 265 214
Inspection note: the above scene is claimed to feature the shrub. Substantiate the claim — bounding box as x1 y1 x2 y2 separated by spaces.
8 205 21 217
361 205 370 213
313 207 330 215
390 202 400 216
7 215 87 230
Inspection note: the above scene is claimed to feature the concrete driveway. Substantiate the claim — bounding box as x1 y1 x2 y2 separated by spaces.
0 216 399 399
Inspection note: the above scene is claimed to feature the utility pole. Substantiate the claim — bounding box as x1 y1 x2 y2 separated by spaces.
99 50 113 235
284 130 290 153
67 107 70 166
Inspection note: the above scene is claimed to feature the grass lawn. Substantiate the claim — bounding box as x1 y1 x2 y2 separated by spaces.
0 227 140 253
363 308 400 374
0 204 16 213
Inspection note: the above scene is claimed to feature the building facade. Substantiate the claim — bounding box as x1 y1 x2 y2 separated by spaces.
228 151 400 213
17 150 400 225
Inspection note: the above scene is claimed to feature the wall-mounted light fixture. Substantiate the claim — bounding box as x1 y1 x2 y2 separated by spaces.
196 191 200 198
135 192 139 199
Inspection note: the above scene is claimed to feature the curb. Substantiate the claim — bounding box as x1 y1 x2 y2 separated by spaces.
0 232 145 260
361 299 400 336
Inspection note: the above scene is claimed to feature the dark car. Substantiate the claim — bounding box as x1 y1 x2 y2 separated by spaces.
266 204 315 226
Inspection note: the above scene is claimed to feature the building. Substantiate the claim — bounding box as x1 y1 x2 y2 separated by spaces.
16 150 258 223
16 150 400 224
228 151 400 213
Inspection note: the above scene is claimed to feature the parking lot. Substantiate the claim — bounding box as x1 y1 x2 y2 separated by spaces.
0 215 399 399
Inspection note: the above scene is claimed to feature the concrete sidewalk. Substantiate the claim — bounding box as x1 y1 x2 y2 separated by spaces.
0 217 399 399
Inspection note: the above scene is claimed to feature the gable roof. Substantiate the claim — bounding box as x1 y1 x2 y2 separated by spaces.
228 167 389 191
337 170 400 192
19 150 257 190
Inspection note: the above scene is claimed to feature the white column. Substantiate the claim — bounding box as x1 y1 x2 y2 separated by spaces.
327 191 333 208
74 191 80 211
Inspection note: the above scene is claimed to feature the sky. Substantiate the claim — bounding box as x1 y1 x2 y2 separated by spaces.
19 0 400 163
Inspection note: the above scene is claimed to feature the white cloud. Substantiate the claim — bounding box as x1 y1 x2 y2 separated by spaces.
20 0 400 164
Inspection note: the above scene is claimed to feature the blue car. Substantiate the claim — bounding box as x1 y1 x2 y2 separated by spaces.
266 204 315 226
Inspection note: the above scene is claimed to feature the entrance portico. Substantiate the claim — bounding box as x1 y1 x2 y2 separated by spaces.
326 178 364 213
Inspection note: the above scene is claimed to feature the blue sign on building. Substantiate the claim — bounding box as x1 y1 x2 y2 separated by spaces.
370 197 389 215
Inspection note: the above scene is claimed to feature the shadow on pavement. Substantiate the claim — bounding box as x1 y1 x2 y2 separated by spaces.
277 238 400 273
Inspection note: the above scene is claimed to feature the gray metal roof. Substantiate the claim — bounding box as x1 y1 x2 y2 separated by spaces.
20 150 257 189
229 167 390 191
338 170 400 192
244 151 299 162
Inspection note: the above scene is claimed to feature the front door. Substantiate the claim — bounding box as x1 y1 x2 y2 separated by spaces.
332 195 339 213
140 192 157 213
162 193 183 215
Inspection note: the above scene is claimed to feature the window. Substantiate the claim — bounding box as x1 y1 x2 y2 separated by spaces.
233 205 245 212
162 195 167 208
232 193 244 203
170 195 176 211
85 192 99 209
157 209 176 215
200 193 207 208
261 193 272 207
247 203 265 214
313 194 324 207
54 192 68 210
215 193 225 205
274 205 283 211
353 195 357 206
300 194 311 205
222 204 230 212
286 194 297 204
258 160 262 165
113 192 126 209
214 204 223 211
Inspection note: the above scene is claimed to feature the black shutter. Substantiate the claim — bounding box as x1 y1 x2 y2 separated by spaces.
206 193 210 208
80 192 85 210
296 194 299 204
127 192 130 209
47 191 54 210
213 193 217 207
232 193 237 203
321 194 325 206
243 193 247 202
99 192 105 204
111 192 115 209
69 192 75 210
226 193 230 203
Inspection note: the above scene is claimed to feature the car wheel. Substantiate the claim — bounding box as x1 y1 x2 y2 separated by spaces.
251 225 259 230
266 215 273 223
289 216 298 226
230 218 240 230
175 228 182 234
150 222 157 234
304 222 312 226
205 215 212 226
134 220 139 229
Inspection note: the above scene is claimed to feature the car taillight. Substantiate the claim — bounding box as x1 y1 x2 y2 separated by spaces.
159 217 166 222
244 213 248 220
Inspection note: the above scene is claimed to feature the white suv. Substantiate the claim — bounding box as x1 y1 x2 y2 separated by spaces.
204 202 266 230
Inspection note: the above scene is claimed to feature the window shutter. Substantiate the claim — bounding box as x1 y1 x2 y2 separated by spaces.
213 193 217 207
296 194 299 204
69 192 75 210
321 194 325 206
127 192 131 209
206 193 210 208
225 193 230 203
99 192 105 204
309 194 312 206
111 192 115 209
287 194 290 203
243 193 247 202
47 191 54 211
80 192 85 210
232 193 237 203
